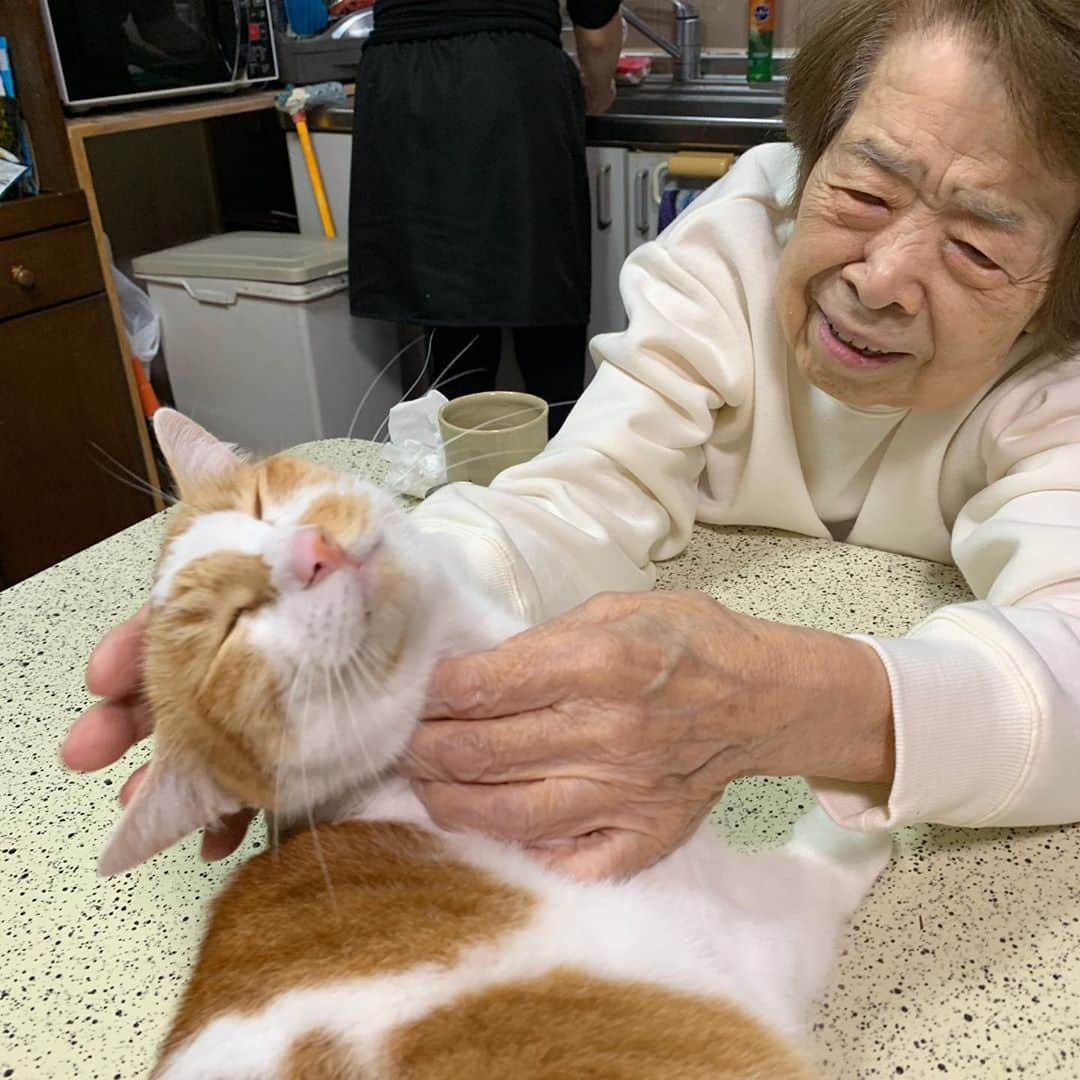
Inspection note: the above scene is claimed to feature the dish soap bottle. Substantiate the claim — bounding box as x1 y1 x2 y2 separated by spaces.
748 1 776 82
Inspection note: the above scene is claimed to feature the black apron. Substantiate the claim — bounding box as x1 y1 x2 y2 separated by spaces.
347 22 591 327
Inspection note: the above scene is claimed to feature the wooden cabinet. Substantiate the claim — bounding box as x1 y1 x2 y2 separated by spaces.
0 4 158 585
0 220 101 320
0 195 157 583
0 292 155 582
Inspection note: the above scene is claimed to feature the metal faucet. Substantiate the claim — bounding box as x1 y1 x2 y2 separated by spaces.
621 1 702 83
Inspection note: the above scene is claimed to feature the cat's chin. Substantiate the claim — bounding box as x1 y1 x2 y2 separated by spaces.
269 673 423 814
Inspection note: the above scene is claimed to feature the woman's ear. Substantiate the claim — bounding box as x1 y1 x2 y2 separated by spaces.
153 409 243 498
98 755 242 876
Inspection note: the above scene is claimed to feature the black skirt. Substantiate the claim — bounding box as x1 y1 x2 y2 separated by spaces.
348 30 591 327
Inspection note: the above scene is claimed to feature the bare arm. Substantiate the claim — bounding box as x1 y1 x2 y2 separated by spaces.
573 11 622 115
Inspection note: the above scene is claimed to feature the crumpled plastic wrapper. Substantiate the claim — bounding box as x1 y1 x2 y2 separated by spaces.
380 389 449 498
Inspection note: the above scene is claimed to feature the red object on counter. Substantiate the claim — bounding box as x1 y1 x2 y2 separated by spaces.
328 0 374 15
616 55 653 84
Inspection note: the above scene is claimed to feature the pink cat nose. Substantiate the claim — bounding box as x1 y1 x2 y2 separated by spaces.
290 528 349 588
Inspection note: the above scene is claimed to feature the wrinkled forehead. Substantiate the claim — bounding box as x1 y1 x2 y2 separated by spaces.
152 456 374 603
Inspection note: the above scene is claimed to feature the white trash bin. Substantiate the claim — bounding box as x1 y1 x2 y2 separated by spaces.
132 232 401 454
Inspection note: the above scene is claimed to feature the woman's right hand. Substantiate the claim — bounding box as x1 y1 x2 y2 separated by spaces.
61 605 253 861
574 12 622 116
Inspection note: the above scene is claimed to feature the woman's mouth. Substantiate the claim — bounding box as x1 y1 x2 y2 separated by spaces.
816 307 911 370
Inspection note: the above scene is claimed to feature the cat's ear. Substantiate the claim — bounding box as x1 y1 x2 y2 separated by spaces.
98 756 243 876
153 408 243 495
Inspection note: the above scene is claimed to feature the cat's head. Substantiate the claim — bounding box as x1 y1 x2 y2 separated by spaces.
99 410 430 875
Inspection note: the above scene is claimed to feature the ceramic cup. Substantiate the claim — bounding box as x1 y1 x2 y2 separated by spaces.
438 391 549 487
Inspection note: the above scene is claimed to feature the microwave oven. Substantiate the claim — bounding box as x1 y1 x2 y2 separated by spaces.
41 0 278 111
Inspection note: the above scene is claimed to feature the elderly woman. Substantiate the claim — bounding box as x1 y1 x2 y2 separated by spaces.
65 0 1080 880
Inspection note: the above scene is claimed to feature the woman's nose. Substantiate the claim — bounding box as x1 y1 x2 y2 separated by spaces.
290 528 348 588
842 227 926 316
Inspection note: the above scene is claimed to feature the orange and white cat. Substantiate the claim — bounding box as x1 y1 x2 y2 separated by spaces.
99 409 890 1079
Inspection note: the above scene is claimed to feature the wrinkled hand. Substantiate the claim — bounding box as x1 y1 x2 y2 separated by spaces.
61 605 254 861
405 591 894 881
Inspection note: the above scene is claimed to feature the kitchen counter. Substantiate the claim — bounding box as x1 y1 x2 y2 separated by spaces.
306 65 787 152
3 438 1079 1078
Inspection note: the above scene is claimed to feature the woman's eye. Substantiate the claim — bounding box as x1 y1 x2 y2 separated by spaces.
954 240 1001 272
842 188 888 208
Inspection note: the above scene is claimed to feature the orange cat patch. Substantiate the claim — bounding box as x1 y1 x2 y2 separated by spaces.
261 454 335 503
157 821 536 1065
283 1029 366 1079
300 492 372 550
384 968 815 1079
145 552 284 806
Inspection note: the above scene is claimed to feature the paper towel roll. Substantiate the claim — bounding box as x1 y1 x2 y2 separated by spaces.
665 152 737 181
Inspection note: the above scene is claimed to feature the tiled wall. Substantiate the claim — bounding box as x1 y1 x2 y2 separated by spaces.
620 0 815 51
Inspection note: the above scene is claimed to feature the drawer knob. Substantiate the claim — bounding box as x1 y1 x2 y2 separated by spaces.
10 265 35 289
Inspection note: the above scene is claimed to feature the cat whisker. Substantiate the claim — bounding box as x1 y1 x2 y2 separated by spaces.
396 743 429 777
437 447 553 474
355 631 398 681
369 333 478 446
437 398 581 454
296 668 340 918
355 648 397 698
368 331 436 448
346 332 427 441
357 633 395 665
347 650 391 706
356 331 434 446
373 365 489 446
324 665 352 793
275 659 312 855
329 660 383 796
90 442 177 505
344 650 379 695
339 662 392 798
427 365 488 396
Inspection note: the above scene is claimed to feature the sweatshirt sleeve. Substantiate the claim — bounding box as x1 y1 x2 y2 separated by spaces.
811 355 1080 831
409 150 794 622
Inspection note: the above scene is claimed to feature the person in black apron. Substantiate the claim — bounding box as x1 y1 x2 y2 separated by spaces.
348 0 623 433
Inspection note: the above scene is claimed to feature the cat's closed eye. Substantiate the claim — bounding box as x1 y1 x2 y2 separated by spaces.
221 601 262 646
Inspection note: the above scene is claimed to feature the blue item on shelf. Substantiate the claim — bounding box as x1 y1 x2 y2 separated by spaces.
0 37 15 97
284 0 329 36
658 187 702 234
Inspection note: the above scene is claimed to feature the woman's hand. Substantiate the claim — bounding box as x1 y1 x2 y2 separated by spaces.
61 606 253 861
574 12 621 116
405 591 894 880
583 75 616 116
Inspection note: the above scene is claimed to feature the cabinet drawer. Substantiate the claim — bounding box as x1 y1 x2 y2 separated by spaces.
0 223 102 321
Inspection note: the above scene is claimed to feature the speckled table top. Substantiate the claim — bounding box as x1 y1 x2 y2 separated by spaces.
3 439 1078 1079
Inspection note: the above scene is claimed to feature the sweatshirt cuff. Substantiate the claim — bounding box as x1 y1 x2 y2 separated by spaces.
809 625 1037 831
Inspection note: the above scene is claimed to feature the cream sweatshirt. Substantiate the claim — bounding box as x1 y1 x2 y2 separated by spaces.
412 143 1080 834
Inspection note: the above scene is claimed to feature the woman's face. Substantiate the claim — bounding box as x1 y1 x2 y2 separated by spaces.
776 33 1080 410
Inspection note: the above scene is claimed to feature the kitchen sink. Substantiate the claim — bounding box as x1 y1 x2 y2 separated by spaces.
588 72 787 151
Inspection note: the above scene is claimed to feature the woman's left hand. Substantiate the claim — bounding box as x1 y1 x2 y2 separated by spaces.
403 591 895 880
583 75 616 116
